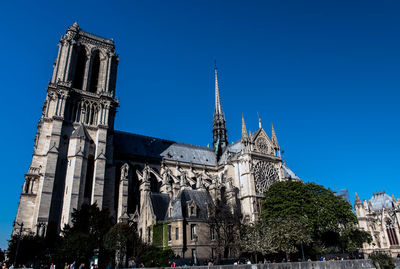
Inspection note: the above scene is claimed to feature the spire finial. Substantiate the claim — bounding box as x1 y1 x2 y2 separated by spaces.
271 122 279 148
214 61 223 116
212 62 228 153
258 113 262 129
355 192 361 205
242 113 248 139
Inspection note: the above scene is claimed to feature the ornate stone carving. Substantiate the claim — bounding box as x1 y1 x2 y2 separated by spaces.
255 137 269 154
253 161 279 195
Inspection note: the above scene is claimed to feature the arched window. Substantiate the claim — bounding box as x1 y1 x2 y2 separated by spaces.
84 155 95 203
386 220 399 246
73 46 87 90
89 51 100 93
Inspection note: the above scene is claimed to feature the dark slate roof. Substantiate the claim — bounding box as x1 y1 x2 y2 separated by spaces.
169 189 213 220
71 124 91 139
218 140 242 164
282 164 300 180
114 131 216 166
150 193 170 221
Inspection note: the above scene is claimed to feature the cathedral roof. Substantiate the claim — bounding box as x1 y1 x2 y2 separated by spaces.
217 140 242 165
282 164 300 180
71 124 91 140
169 189 213 220
150 193 170 221
370 191 393 211
114 131 216 166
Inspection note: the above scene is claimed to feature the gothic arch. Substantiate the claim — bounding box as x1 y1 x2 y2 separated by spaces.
73 45 88 90
88 49 101 93
385 218 399 246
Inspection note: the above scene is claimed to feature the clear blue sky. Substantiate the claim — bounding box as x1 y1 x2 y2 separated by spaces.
0 0 399 249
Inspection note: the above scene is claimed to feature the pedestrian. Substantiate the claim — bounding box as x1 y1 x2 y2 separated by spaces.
79 263 85 269
50 263 56 269
131 260 136 269
64 263 69 269
70 262 76 269
9 264 14 269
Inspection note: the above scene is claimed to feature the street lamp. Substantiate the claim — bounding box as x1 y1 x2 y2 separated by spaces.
13 221 24 266
193 234 198 265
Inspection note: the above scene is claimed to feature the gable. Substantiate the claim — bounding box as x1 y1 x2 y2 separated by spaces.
252 128 275 155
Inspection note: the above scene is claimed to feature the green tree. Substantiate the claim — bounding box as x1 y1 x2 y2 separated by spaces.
7 232 61 266
261 181 371 257
207 200 241 262
240 221 277 262
140 246 175 267
56 203 113 264
104 222 138 267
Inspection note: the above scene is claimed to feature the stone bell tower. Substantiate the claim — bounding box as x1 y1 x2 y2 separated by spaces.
13 22 119 236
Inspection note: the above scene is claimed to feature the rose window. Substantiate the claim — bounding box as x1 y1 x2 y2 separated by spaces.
254 161 279 194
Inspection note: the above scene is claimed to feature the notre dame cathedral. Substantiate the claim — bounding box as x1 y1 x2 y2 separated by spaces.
13 23 300 260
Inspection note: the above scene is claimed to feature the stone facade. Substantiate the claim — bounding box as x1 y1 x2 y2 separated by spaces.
13 24 301 261
355 191 400 258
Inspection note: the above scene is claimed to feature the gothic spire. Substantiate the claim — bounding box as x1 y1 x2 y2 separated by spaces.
271 122 279 148
242 114 248 139
214 62 223 116
212 61 228 154
355 192 362 205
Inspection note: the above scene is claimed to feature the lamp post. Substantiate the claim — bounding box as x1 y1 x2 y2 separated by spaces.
193 234 198 265
13 221 24 266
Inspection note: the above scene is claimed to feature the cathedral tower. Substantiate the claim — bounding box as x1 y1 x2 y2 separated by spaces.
212 64 228 157
13 22 119 236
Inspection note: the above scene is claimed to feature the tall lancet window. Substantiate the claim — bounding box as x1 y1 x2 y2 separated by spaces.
386 220 399 245
73 46 87 90
89 51 101 93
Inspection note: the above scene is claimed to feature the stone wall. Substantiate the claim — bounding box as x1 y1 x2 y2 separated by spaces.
147 259 400 269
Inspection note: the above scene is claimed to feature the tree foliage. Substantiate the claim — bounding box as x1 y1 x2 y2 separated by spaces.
370 252 395 269
240 221 277 256
104 222 138 267
207 200 241 261
56 203 113 263
261 181 371 256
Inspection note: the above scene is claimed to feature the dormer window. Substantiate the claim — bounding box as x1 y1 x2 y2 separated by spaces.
188 200 197 217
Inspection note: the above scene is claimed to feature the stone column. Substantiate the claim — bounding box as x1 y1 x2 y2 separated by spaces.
91 127 108 208
34 119 63 232
117 163 129 221
51 42 63 83
60 126 89 227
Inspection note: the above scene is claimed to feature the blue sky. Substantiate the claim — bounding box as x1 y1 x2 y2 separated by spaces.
0 0 399 249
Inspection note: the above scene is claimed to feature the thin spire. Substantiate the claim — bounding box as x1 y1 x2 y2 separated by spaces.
355 192 361 205
271 122 279 147
258 113 262 129
214 60 223 116
242 113 248 138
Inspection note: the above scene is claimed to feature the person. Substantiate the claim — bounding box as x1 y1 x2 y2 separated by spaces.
79 263 85 269
208 260 213 266
50 263 56 269
246 260 251 264
70 262 76 269
90 263 94 269
131 260 136 269
9 264 14 269
64 263 69 269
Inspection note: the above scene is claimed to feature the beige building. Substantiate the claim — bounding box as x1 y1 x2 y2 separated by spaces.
13 23 300 261
354 191 400 258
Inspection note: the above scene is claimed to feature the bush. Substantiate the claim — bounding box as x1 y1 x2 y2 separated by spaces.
370 252 395 269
